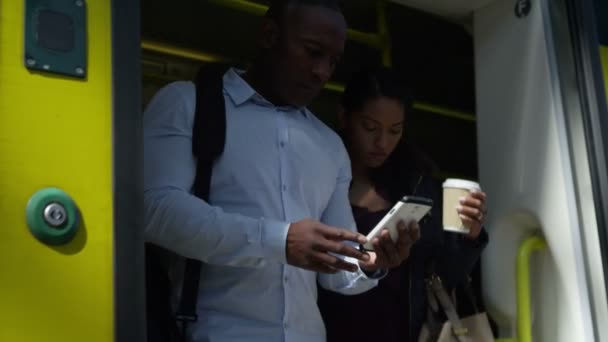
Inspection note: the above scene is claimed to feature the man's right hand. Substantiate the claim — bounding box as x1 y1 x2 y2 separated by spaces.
286 219 370 274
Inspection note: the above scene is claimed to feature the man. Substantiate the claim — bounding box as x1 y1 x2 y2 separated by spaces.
143 1 420 341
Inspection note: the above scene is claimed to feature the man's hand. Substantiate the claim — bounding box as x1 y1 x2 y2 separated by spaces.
359 219 420 272
286 219 370 274
456 190 487 240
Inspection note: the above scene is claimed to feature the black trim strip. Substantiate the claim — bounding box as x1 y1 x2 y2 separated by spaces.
111 0 145 341
593 0 608 45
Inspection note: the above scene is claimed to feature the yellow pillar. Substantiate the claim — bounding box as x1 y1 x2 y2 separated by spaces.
0 1 115 341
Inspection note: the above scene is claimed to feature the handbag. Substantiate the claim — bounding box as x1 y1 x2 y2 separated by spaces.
418 274 495 342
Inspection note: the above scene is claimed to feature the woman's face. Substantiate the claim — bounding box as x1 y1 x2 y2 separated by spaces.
345 96 405 168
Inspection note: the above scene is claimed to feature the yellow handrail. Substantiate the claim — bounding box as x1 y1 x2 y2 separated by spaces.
208 0 267 16
496 235 547 342
141 39 476 121
376 0 392 67
142 1 477 120
600 45 607 101
413 102 476 122
141 40 230 64
207 0 387 52
516 235 547 342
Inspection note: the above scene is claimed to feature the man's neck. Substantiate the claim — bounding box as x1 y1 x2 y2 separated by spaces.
243 63 287 107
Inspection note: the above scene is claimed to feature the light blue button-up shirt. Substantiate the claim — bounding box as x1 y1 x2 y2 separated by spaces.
143 68 379 342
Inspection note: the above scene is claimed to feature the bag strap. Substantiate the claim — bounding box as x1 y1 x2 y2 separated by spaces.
174 64 228 338
461 276 480 313
191 64 228 186
426 274 471 342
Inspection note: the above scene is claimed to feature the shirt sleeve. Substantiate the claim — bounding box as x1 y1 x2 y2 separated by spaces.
316 138 380 294
143 81 289 267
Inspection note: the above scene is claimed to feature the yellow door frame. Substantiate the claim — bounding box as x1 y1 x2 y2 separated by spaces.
0 0 144 341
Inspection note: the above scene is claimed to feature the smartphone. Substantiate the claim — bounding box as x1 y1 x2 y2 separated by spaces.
361 196 433 251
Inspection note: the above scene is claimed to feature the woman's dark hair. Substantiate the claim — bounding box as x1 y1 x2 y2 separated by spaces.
341 66 437 202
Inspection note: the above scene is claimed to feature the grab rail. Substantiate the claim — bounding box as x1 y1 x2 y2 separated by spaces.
496 235 547 342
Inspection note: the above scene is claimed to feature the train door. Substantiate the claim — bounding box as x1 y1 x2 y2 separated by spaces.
0 1 144 341
475 0 608 340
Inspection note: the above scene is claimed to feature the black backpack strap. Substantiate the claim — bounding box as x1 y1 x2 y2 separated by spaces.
174 64 228 338
191 64 227 196
175 259 202 333
146 243 179 342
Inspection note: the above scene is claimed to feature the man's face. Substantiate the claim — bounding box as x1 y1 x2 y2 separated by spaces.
268 5 347 107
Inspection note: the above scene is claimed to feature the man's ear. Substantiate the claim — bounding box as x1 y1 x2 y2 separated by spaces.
260 18 279 49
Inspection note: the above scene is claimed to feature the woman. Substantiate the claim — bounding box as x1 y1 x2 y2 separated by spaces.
318 67 489 342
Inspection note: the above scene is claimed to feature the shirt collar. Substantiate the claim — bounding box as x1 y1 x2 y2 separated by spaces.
223 68 256 106
223 68 310 118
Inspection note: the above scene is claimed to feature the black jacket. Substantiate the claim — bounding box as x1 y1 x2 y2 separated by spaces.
318 175 488 342
406 175 488 340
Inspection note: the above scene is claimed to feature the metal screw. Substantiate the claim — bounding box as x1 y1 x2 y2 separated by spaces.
75 67 84 75
42 64 50 70
43 203 68 227
26 58 36 66
75 0 83 7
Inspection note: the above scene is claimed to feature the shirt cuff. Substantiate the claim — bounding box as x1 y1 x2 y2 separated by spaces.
361 267 388 279
260 218 290 264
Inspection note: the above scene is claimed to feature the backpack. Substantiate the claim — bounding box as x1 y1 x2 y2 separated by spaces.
145 64 228 342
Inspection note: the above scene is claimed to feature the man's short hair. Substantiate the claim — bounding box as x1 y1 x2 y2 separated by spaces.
266 0 342 22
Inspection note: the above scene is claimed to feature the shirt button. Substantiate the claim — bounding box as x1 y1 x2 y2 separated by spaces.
283 322 288 329
284 276 288 283
280 141 285 148
282 185 287 192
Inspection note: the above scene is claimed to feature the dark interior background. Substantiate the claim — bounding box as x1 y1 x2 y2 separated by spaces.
141 0 478 180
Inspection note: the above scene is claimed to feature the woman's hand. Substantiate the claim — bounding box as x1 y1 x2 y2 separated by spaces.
359 219 420 271
456 191 487 240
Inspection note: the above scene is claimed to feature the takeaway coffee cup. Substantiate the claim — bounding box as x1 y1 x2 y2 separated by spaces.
442 178 481 234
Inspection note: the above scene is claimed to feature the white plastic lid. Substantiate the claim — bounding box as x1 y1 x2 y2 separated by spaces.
442 178 481 191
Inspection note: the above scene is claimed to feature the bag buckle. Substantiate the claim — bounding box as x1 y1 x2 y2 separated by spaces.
453 327 469 336
175 313 198 323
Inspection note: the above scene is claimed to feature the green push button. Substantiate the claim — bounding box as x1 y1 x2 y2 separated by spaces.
26 187 80 245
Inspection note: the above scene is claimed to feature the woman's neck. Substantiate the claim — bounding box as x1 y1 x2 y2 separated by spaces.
351 159 371 185
349 160 391 211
